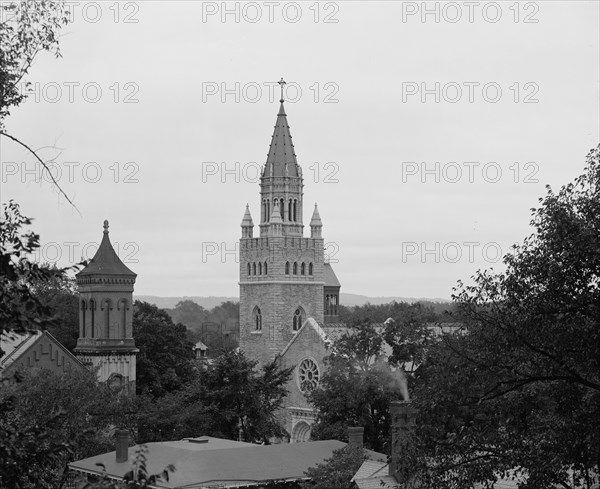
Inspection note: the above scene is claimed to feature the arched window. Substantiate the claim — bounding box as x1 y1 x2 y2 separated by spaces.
293 308 304 331
280 198 284 219
254 307 262 331
293 262 298 275
119 299 127 337
262 200 266 222
285 262 290 275
266 201 270 221
309 263 313 275
90 299 96 338
81 300 86 338
247 263 251 276
253 263 256 275
301 262 305 275
288 200 293 222
258 262 262 275
104 299 111 338
264 261 268 275
293 200 297 221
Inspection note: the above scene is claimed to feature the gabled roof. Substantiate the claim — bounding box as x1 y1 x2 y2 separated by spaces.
324 263 341 287
0 330 85 375
262 101 301 179
193 341 208 351
77 220 136 278
279 318 351 359
70 439 351 488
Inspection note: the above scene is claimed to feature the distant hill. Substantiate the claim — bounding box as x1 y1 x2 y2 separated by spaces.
135 294 450 310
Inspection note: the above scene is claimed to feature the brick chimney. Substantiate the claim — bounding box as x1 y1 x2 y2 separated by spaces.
116 429 129 463
389 400 417 483
348 426 364 450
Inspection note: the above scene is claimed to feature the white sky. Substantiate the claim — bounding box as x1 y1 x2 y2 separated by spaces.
1 1 599 299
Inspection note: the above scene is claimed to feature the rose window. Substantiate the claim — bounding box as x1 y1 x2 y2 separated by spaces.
298 358 320 393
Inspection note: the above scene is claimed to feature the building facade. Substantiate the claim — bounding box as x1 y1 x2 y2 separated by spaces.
238 95 344 441
74 220 138 394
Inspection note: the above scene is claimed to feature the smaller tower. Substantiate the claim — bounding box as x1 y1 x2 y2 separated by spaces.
241 204 254 238
75 220 138 394
310 204 322 238
269 200 283 236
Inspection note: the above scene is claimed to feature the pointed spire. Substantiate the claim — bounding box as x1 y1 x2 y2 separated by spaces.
310 204 322 238
263 78 299 179
310 204 322 227
241 204 254 227
77 220 136 277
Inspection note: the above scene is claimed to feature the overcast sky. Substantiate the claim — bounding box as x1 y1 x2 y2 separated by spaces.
1 1 599 300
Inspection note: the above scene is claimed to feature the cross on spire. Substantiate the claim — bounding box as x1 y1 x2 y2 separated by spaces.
103 219 109 234
278 77 286 102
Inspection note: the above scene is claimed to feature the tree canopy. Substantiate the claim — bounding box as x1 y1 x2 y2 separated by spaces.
412 145 600 488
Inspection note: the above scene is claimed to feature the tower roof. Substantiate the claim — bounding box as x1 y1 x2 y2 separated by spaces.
241 204 254 227
310 204 322 227
263 99 300 178
77 220 136 278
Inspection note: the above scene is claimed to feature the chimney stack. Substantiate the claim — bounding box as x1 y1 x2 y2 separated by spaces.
116 429 129 463
389 400 417 483
348 426 364 450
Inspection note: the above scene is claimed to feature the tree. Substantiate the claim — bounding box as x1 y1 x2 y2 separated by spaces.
301 445 368 489
30 268 79 351
308 325 404 453
133 301 195 398
413 146 600 488
137 350 293 444
0 368 136 489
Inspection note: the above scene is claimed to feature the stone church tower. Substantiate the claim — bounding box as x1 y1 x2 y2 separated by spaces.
75 220 138 393
239 95 327 367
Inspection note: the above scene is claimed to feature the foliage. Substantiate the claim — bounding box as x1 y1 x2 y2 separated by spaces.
133 301 196 398
0 201 78 349
0 368 136 488
166 299 239 353
137 350 294 444
0 0 70 129
300 445 369 489
413 146 600 488
308 325 405 453
30 268 79 351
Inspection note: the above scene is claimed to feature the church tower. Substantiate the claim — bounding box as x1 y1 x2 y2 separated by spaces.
75 220 138 393
239 86 326 366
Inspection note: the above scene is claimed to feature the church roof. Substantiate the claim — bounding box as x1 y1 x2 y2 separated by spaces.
77 220 136 278
263 100 300 179
324 263 341 287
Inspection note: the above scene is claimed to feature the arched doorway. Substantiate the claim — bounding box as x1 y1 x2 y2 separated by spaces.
291 421 311 443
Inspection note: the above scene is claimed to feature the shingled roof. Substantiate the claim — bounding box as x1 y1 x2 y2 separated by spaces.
262 100 301 179
77 220 136 278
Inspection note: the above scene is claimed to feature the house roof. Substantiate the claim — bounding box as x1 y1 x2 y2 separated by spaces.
193 341 208 351
70 439 352 488
0 330 84 374
77 220 136 278
0 330 43 370
324 263 341 287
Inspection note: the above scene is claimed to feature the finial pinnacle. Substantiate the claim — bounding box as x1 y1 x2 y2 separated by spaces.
278 77 286 103
103 219 109 234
